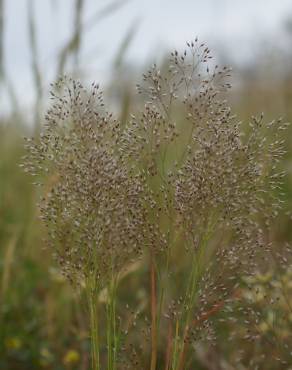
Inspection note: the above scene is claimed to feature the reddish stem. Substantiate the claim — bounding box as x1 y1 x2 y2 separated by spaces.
177 299 227 370
164 323 173 370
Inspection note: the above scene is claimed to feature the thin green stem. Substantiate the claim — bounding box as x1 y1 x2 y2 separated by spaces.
157 232 172 336
107 277 118 370
174 216 217 370
87 283 100 370
150 252 158 370
171 320 180 370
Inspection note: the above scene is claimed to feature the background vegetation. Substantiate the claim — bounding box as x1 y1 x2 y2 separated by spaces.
0 1 292 369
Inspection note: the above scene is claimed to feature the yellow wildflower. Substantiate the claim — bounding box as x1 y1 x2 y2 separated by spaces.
5 337 22 350
63 349 80 365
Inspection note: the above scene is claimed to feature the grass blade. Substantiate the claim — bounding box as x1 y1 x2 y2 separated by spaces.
56 0 84 77
1 233 18 304
27 0 43 132
86 0 130 31
113 18 140 69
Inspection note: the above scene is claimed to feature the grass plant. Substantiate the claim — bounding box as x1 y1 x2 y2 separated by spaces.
22 39 291 369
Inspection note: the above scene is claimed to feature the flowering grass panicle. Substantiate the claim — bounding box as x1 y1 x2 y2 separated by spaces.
24 78 150 288
23 40 290 369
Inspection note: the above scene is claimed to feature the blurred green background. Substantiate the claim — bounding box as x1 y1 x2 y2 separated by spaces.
0 1 292 369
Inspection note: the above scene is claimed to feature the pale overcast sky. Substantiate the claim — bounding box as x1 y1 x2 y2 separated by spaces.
2 0 292 113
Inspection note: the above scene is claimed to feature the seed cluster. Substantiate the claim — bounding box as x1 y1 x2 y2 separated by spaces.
24 78 153 286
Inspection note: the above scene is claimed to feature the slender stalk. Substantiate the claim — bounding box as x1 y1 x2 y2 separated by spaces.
171 320 180 370
177 269 199 370
112 282 118 369
27 0 43 133
157 240 172 337
150 252 157 370
106 278 118 370
177 325 189 370
88 288 100 370
106 298 112 369
164 323 173 370
156 205 176 340
178 299 228 370
175 221 216 370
